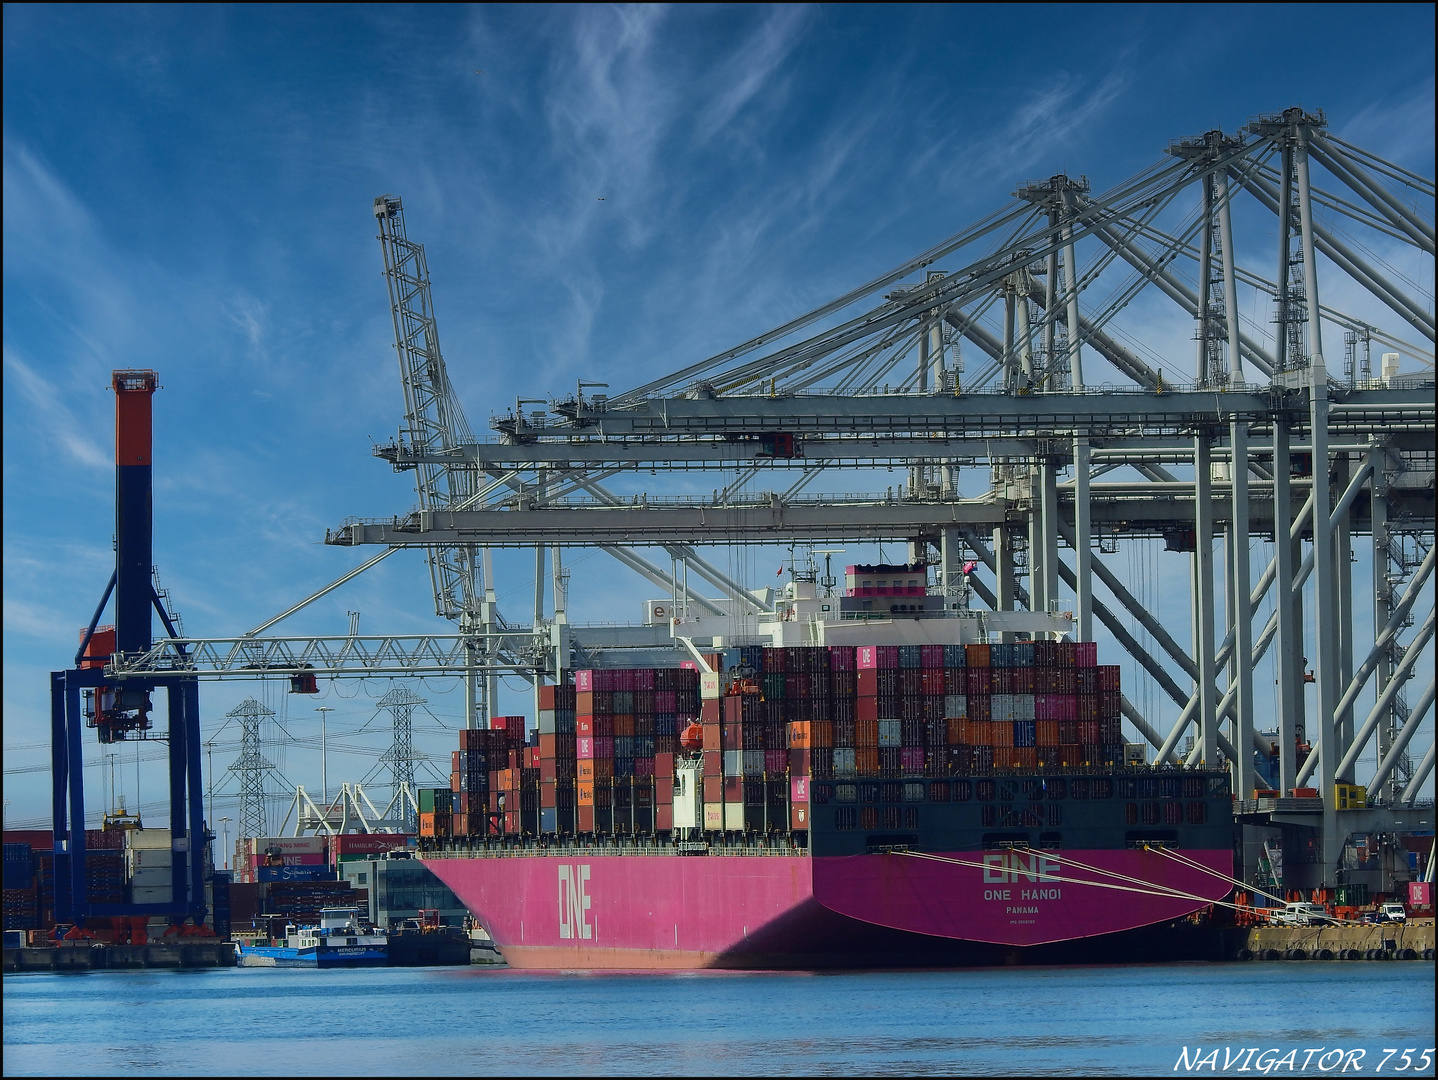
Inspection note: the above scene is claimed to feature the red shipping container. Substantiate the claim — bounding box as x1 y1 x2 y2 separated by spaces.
577 715 594 737
334 833 412 856
703 749 723 777
789 748 812 775
791 804 811 830
577 805 595 832
655 805 674 832
450 771 461 793
703 776 723 803
655 751 675 776
701 699 722 723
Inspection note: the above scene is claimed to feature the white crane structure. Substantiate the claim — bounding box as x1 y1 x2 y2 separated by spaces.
108 107 1433 893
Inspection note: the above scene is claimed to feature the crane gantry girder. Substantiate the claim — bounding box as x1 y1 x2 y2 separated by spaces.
324 108 1435 897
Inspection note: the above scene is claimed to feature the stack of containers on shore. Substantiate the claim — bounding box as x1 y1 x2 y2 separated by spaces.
4 830 148 931
538 685 578 834
3 841 38 930
326 833 412 868
236 835 333 884
575 667 698 835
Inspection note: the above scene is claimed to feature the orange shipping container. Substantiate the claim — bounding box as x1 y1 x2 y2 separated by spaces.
856 718 879 748
419 812 437 837
1037 721 1060 747
965 643 990 667
992 721 1014 748
855 746 879 775
577 781 595 805
576 690 595 715
789 721 811 749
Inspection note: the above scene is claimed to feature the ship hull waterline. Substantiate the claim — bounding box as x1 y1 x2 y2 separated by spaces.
423 847 1234 970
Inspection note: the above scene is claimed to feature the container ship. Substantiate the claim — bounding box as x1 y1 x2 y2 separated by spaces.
419 576 1238 969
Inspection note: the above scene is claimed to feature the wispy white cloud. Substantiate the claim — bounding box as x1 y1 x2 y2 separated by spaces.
944 70 1131 189
2 348 110 468
692 5 809 146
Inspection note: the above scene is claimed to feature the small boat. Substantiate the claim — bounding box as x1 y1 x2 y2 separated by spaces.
236 906 387 968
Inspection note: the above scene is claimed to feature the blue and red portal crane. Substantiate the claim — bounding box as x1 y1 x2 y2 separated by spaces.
50 370 208 928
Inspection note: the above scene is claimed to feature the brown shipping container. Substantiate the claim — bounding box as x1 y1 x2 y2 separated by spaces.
703 724 722 751
703 776 723 803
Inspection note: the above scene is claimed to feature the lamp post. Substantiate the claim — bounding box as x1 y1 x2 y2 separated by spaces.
316 706 334 813
218 816 231 870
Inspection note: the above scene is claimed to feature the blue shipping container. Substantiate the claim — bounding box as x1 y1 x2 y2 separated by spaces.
256 866 338 883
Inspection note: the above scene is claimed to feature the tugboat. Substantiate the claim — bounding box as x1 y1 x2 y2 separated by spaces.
236 906 387 968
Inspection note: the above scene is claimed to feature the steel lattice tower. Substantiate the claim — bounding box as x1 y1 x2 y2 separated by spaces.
378 687 425 824
226 697 276 840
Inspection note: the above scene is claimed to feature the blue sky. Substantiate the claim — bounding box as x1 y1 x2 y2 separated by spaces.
4 4 1434 830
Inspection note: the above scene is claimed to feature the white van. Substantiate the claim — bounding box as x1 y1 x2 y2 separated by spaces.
1378 901 1406 923
1272 902 1328 926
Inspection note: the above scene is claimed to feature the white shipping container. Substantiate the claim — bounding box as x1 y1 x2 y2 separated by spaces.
833 748 856 776
878 720 901 748
251 836 326 855
742 749 764 776
944 695 967 718
1014 695 1035 721
130 885 173 904
125 829 172 850
538 710 556 735
723 802 745 831
127 850 173 878
723 750 743 776
700 672 721 700
129 867 172 888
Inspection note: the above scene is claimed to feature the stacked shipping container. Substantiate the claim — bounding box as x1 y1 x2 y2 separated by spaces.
439 640 1125 840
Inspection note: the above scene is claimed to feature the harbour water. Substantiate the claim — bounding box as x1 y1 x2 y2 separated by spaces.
4 962 1434 1075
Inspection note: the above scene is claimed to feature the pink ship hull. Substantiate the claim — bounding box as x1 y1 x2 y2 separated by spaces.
423 848 1233 969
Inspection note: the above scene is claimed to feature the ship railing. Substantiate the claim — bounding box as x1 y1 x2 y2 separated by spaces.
422 835 807 859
